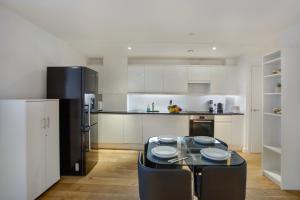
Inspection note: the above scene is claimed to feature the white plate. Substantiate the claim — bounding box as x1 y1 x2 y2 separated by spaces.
158 135 177 143
200 148 231 161
194 136 215 144
151 146 178 159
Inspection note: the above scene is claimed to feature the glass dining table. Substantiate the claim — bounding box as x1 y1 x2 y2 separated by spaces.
146 136 245 172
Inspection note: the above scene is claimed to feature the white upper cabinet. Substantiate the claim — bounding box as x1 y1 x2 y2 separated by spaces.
210 66 227 94
128 65 145 93
145 66 164 93
210 66 238 94
163 66 188 93
127 65 238 94
188 66 212 83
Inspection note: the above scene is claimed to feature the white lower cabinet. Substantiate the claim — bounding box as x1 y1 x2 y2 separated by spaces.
99 114 243 150
142 115 189 142
101 114 143 144
124 115 143 143
100 114 189 144
102 114 124 143
0 100 60 200
214 121 232 144
214 115 244 150
231 115 244 148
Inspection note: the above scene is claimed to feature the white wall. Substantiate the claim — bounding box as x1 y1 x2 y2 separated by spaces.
127 94 241 112
280 23 300 47
0 5 86 99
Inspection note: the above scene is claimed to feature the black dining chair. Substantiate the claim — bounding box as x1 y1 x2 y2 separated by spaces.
138 152 193 200
196 161 247 200
215 138 228 149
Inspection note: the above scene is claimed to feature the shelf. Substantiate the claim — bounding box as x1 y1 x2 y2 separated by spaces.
264 113 281 117
263 57 281 65
264 93 281 95
263 169 281 186
264 145 282 154
263 50 281 59
264 73 281 78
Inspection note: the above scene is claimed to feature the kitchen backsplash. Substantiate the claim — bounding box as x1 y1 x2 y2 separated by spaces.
127 94 242 112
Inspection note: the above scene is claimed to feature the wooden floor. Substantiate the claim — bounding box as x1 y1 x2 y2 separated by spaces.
40 150 300 200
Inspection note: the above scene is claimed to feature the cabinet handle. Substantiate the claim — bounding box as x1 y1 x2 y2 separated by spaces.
42 118 47 129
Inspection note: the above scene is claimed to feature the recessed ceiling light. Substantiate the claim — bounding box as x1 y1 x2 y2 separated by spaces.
187 49 194 53
127 46 132 50
212 46 217 51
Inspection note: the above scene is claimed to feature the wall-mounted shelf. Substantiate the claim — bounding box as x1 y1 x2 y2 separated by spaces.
264 93 281 95
264 73 281 78
263 57 281 65
264 145 282 154
263 50 282 187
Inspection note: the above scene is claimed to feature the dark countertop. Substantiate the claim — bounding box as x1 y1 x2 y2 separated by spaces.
95 110 244 115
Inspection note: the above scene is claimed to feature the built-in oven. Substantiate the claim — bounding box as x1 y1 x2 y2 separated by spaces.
189 115 214 137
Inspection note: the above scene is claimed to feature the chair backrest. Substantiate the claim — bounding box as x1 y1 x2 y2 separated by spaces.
216 138 228 148
200 162 247 200
138 152 193 200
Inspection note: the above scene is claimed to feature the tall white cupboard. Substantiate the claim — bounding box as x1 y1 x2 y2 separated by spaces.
0 100 60 200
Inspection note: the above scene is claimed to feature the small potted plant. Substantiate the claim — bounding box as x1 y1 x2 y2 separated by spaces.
275 83 281 93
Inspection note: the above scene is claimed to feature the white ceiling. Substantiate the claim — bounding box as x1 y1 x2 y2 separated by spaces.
1 0 300 57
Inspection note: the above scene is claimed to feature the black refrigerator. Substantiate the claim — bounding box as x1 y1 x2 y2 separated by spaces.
47 66 98 175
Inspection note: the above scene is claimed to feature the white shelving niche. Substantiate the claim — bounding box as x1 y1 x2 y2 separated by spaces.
262 50 282 187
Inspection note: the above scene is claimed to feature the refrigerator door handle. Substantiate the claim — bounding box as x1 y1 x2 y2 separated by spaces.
88 102 91 127
88 130 91 151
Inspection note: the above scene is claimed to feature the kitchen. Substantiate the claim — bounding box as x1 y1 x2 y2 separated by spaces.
0 1 300 200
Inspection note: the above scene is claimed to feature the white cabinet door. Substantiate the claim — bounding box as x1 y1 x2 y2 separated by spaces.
102 114 124 143
210 66 227 94
124 115 143 143
211 66 238 94
188 66 212 83
214 116 232 144
225 66 238 94
128 65 145 92
163 66 188 93
26 101 46 200
231 115 244 148
142 115 189 142
214 121 232 145
145 66 164 93
45 101 60 189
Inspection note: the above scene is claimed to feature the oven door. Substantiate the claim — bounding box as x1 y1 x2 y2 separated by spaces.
189 119 214 137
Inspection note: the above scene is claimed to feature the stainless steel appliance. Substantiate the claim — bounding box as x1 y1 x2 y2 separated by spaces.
208 100 214 113
189 115 214 137
47 66 98 176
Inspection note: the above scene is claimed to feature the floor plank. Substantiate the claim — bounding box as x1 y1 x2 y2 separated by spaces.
40 150 300 200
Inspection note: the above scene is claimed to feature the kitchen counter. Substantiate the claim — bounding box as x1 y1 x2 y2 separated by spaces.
96 110 244 115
